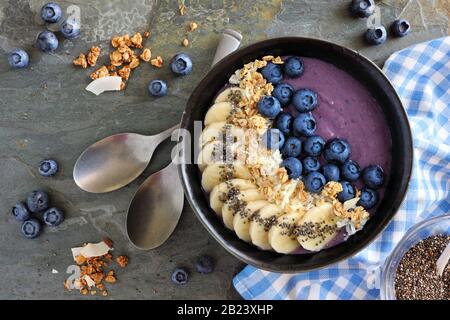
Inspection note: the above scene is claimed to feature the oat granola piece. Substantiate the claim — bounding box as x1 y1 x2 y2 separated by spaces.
81 287 89 295
73 53 87 69
118 65 131 81
110 50 123 66
87 46 101 67
143 31 150 38
116 255 129 268
140 48 151 62
103 253 113 261
130 32 143 48
102 290 108 296
111 36 121 48
321 181 343 199
105 270 117 283
90 66 109 80
120 81 126 90
179 3 186 16
129 56 140 69
90 290 97 295
75 255 86 265
150 56 163 68
189 22 198 32
182 38 189 47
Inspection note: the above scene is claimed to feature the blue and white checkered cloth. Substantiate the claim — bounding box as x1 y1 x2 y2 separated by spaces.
233 37 450 300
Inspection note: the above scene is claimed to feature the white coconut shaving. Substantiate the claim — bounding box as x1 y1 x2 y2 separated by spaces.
85 76 122 95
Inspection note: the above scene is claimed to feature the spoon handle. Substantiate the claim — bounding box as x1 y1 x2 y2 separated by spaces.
151 124 180 143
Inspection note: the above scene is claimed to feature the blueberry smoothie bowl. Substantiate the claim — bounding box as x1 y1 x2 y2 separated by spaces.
179 38 412 272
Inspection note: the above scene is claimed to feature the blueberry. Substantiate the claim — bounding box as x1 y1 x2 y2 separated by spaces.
21 218 41 239
303 135 325 157
324 138 351 163
321 163 340 182
41 2 62 23
12 202 31 221
43 207 64 227
171 268 188 285
304 171 326 193
284 56 304 78
281 136 302 158
148 79 168 97
272 83 294 106
281 157 302 179
302 156 320 174
340 160 360 181
60 18 81 39
260 62 283 84
37 30 58 52
38 159 58 177
195 255 215 274
293 113 316 137
365 26 387 45
362 165 384 189
26 190 49 213
261 128 285 150
350 0 375 18
392 19 411 37
338 181 356 202
358 188 379 209
8 49 29 68
170 53 193 76
257 96 281 118
292 89 318 113
274 112 293 135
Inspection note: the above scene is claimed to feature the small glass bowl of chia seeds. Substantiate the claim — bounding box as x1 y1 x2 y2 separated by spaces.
380 214 450 300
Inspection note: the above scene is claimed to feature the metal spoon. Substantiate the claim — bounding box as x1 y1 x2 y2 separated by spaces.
125 29 243 249
73 124 178 193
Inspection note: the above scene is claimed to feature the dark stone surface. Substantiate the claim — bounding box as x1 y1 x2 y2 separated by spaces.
0 0 447 299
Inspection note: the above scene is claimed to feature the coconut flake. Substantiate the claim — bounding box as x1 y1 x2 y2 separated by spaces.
71 239 113 261
343 197 360 211
71 247 83 261
52 269 59 274
83 275 96 288
85 76 122 95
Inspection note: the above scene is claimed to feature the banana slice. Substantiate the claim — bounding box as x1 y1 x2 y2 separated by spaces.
199 122 244 147
268 212 302 254
233 200 269 243
204 102 234 126
214 87 244 104
222 189 266 230
201 162 251 193
249 204 282 250
209 179 257 216
297 202 338 252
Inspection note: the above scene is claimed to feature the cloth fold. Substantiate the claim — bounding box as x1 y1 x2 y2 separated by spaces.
233 37 450 300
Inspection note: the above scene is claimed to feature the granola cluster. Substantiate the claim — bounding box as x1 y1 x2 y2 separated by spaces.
73 31 156 90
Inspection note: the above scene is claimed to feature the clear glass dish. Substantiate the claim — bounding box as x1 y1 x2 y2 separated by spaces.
380 214 450 300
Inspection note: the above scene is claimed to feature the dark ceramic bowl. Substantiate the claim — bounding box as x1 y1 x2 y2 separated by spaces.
178 37 413 273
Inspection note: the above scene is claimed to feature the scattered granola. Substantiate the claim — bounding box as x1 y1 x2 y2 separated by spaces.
189 22 198 32
116 255 129 268
150 56 163 68
90 65 109 80
143 31 150 38
86 46 101 67
179 3 186 16
140 48 151 62
182 38 189 47
73 53 87 69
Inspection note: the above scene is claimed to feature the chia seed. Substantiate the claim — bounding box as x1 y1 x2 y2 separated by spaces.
394 235 450 300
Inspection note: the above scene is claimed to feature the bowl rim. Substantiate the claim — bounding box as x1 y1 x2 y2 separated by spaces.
178 36 413 273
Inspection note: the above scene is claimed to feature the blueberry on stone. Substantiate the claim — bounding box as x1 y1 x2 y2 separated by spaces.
41 2 62 23
303 135 325 157
262 128 285 150
281 136 302 158
38 159 58 177
260 62 283 84
272 83 294 106
362 165 384 189
37 30 59 52
324 138 351 163
26 190 49 213
391 19 411 37
283 56 304 78
171 268 188 285
148 79 168 97
170 53 193 76
350 0 375 18
257 96 281 118
43 207 64 227
21 218 41 239
358 188 379 209
281 157 302 179
304 171 326 193
340 160 360 181
365 26 387 45
195 255 215 274
338 181 356 202
321 163 340 182
60 18 81 39
274 112 293 136
293 113 317 137
12 202 31 221
8 49 29 68
292 89 318 113
302 156 320 174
